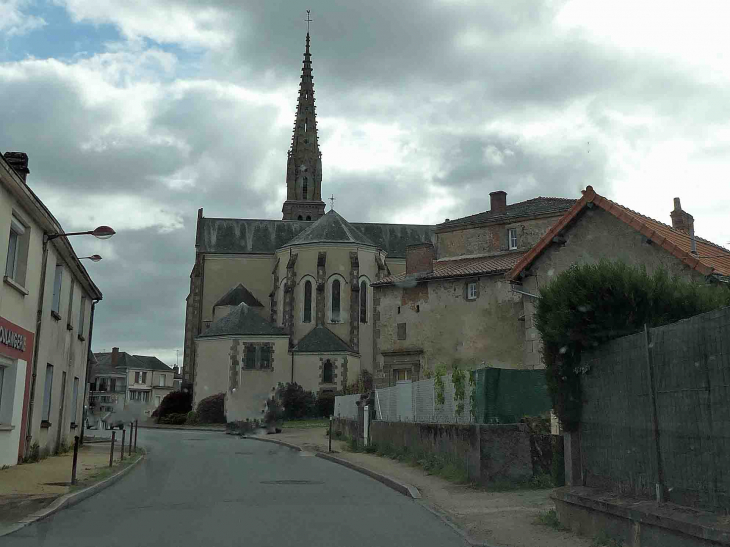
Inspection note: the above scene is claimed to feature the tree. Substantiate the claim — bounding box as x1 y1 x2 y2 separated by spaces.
276 382 317 420
154 391 192 421
196 392 226 424
536 261 730 430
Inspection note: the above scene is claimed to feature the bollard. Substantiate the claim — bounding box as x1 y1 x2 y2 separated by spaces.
134 419 138 453
71 436 80 485
129 423 133 456
120 429 125 462
109 431 116 467
329 416 333 453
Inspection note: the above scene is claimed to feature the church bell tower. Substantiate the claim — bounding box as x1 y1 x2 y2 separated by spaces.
282 29 326 221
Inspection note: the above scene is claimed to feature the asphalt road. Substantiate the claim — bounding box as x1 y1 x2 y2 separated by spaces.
4 429 467 547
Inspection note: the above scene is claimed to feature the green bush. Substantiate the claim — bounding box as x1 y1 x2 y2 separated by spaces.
343 371 373 395
185 411 199 425
315 391 335 417
536 261 730 430
196 392 226 424
154 391 192 421
276 383 316 419
159 413 187 425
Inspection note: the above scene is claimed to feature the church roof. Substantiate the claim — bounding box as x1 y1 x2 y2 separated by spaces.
197 216 435 258
281 209 377 249
292 326 356 353
214 283 263 308
197 303 287 338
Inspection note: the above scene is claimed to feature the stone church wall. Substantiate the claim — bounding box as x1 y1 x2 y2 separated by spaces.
517 207 708 368
202 255 277 324
374 275 524 386
293 353 361 393
436 216 561 259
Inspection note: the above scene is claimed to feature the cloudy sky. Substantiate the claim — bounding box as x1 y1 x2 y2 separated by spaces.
2 0 729 366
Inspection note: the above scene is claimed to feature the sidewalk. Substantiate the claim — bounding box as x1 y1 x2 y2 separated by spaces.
271 427 592 547
0 441 141 534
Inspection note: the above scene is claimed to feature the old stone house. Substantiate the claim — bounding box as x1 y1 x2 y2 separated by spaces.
182 31 434 420
371 192 575 387
506 186 730 367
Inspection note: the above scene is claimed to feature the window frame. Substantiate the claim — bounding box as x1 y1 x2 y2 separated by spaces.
159 374 165 387
397 322 407 340
508 228 518 250
5 214 29 286
42 364 54 423
467 281 478 300
322 359 334 384
70 377 79 424
359 280 368 324
78 296 86 338
331 279 341 323
303 279 313 323
51 264 63 316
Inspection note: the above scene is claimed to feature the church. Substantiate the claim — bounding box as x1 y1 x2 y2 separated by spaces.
182 31 434 420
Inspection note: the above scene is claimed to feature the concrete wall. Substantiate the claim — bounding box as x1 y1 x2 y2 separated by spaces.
519 207 709 368
374 275 524 385
194 335 290 422
437 216 561 259
365 420 537 485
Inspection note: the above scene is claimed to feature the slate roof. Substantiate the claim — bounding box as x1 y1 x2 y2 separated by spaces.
292 326 356 353
373 252 524 286
437 197 576 231
197 303 287 338
282 210 377 248
214 283 263 308
93 352 172 372
198 216 435 258
507 186 730 281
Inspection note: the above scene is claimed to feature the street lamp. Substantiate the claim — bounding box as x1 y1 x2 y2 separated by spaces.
47 226 115 241
79 255 103 262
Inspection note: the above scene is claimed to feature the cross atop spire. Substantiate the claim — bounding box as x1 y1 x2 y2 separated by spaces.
305 10 312 34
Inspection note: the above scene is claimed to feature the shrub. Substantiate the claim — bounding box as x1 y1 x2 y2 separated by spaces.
196 392 226 423
185 411 199 425
159 413 187 425
343 371 373 395
264 396 284 426
276 383 316 420
536 261 730 430
227 419 261 435
315 391 335 417
155 391 192 421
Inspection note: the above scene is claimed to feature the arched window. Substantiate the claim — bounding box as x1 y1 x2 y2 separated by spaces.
360 280 368 323
302 176 308 199
298 215 303 220
331 279 341 322
304 118 308 133
303 280 312 323
306 215 311 221
323 360 334 384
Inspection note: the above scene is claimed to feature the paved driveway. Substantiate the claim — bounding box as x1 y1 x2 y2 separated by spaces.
4 429 467 546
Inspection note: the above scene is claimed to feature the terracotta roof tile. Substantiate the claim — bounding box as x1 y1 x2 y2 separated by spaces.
507 187 730 281
373 252 524 286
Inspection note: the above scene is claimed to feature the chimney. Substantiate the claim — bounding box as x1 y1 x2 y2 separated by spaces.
4 152 30 182
173 366 180 375
406 243 435 275
490 190 507 214
670 198 697 255
111 347 120 366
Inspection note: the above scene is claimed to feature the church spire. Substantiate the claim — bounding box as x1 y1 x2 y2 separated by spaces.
282 18 325 222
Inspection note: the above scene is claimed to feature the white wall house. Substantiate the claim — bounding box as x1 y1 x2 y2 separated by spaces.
0 152 103 466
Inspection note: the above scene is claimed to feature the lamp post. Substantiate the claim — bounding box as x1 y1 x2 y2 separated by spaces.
46 225 115 241
79 255 102 262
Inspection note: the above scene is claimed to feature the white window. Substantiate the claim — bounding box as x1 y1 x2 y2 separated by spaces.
134 372 140 384
51 265 63 314
71 377 79 424
5 215 29 286
508 228 518 250
42 364 54 422
467 282 478 300
156 396 161 407
159 375 165 387
142 372 147 384
142 391 150 403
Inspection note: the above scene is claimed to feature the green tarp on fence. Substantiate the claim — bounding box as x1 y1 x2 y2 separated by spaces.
474 368 552 424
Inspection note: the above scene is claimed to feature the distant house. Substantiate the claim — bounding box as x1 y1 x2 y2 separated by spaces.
506 186 730 367
91 347 175 422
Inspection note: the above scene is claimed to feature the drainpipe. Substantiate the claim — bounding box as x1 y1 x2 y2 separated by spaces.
291 351 294 383
25 235 50 458
79 298 100 446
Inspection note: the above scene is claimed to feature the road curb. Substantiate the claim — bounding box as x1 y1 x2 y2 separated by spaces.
0 449 146 538
315 452 421 499
241 435 302 452
415 499 499 547
137 425 226 432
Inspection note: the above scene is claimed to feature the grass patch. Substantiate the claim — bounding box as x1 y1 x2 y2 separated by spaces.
591 531 624 547
281 419 330 429
534 509 567 531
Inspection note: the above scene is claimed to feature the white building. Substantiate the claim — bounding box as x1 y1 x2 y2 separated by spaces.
0 152 103 466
